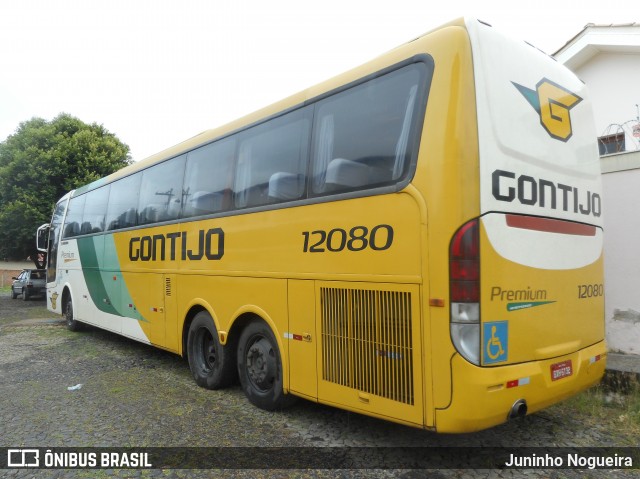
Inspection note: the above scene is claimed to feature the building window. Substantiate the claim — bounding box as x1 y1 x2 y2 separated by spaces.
598 133 625 155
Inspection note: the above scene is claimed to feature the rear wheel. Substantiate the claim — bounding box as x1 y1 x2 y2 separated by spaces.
65 296 82 331
187 311 236 389
237 319 295 411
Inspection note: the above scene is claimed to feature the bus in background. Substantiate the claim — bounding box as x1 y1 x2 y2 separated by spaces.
36 18 605 432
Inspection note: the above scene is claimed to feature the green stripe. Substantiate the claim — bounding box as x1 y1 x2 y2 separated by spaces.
77 235 146 322
77 236 120 316
507 301 556 312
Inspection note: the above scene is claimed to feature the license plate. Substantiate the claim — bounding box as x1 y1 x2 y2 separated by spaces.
551 360 573 381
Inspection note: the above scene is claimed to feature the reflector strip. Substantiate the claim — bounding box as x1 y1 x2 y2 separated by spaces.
284 332 303 341
506 377 530 388
589 354 602 364
506 214 596 236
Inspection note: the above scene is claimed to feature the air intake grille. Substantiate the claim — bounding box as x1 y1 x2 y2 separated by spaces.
320 287 414 405
165 277 172 296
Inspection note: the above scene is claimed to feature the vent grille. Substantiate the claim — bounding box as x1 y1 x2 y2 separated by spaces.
165 277 172 296
321 287 414 405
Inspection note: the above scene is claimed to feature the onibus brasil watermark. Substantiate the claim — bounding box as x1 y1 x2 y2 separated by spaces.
6 449 151 469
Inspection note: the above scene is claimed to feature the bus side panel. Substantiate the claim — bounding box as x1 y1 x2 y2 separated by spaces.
62 235 123 335
120 272 167 347
287 279 318 400
221 194 423 280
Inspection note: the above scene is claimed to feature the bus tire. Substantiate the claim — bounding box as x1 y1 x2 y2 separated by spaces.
65 296 82 332
237 319 295 411
187 311 235 390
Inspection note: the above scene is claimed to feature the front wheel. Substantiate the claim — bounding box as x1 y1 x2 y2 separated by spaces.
237 319 295 411
65 296 82 331
11 287 17 299
22 289 29 301
187 311 236 389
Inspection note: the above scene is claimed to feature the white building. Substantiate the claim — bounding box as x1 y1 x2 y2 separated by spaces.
554 24 640 356
554 23 640 155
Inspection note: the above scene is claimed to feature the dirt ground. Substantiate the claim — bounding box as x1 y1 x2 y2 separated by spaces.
0 291 638 478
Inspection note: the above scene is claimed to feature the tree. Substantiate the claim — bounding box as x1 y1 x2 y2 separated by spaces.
0 113 132 260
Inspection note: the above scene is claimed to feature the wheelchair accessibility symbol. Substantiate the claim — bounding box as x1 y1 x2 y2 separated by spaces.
483 321 508 364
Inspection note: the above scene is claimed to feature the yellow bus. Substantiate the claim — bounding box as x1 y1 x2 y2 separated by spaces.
37 18 606 432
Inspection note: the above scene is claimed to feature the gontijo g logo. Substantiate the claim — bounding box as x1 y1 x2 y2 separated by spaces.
512 78 582 142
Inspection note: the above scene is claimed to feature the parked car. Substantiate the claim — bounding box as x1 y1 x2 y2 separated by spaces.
11 269 46 300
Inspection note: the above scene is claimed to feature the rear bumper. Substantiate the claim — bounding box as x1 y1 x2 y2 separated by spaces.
435 341 607 433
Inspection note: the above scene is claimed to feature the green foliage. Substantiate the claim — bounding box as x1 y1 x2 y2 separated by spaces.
0 113 131 260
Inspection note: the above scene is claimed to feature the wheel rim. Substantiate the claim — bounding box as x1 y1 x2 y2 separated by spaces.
245 337 276 392
196 328 216 373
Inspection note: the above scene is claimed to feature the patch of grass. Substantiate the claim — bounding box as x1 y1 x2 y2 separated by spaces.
0 293 54 326
566 386 607 416
559 374 640 441
108 385 128 395
620 376 640 430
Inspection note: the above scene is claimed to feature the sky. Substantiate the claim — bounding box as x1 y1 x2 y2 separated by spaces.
1 0 637 162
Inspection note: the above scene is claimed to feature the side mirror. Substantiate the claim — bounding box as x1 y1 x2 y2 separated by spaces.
36 223 49 252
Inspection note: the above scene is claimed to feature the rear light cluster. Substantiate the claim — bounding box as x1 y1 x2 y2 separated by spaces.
450 219 480 365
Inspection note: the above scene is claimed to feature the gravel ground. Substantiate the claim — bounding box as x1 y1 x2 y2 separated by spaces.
0 291 637 478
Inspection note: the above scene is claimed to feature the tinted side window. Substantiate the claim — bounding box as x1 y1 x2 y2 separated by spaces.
311 64 426 195
63 195 85 238
182 139 235 218
81 186 110 234
138 155 186 225
234 108 311 209
105 173 142 231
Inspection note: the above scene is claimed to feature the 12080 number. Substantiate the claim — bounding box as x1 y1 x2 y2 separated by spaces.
577 283 604 299
301 225 394 253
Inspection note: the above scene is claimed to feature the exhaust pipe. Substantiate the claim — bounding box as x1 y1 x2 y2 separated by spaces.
508 399 528 420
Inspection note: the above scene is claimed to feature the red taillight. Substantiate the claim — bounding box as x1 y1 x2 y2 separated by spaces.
451 281 479 303
450 219 480 303
450 219 481 365
450 260 479 281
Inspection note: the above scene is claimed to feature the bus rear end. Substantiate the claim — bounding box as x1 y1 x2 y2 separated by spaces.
439 20 605 432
